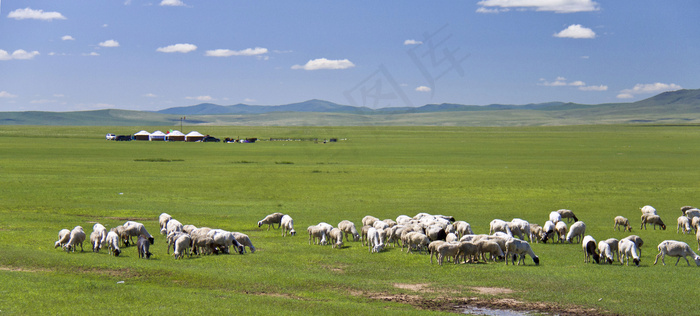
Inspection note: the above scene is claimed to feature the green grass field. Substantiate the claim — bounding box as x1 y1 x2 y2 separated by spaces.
1 125 699 315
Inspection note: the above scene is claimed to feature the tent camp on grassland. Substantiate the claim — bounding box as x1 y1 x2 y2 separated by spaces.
134 130 150 141
185 131 205 142
149 130 166 141
165 130 185 142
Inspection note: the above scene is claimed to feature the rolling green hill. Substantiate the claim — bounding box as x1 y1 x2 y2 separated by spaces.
2 89 700 126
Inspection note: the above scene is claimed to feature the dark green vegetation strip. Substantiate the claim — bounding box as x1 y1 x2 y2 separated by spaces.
1 125 699 315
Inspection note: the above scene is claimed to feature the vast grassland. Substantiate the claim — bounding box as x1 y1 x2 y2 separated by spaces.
1 125 699 315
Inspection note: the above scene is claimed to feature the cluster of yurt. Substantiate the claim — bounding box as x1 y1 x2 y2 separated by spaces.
132 130 205 142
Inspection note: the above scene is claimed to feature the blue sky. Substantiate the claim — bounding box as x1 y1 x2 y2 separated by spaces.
0 0 697 112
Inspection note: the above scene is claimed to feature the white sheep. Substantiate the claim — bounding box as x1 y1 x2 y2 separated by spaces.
159 213 172 234
90 231 101 253
621 235 644 257
54 229 70 249
182 224 197 234
396 215 412 226
361 225 371 246
457 241 480 264
137 235 153 259
405 232 429 254
163 218 183 236
641 205 657 215
489 219 512 237
453 221 474 238
510 218 531 241
549 211 562 224
207 229 244 254
426 225 447 241
697 228 700 251
641 214 666 230
329 228 344 249
307 225 328 246
257 212 284 230
373 220 389 231
556 209 578 223
582 235 600 264
614 216 633 232
382 219 397 228
653 240 700 266
91 223 107 252
555 221 568 243
105 231 121 256
566 221 586 244
445 233 458 243
436 242 461 266
598 241 614 264
123 221 154 245
541 221 556 243
361 215 380 227
504 239 539 265
618 238 641 266
677 216 692 234
191 234 215 256
475 239 504 262
529 224 543 243
173 234 192 259
603 238 619 262
63 226 86 252
232 232 256 253
685 208 700 220
428 240 446 264
367 227 383 253
681 206 695 215
281 215 296 237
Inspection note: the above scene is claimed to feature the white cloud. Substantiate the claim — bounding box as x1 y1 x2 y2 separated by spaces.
30 99 57 104
144 93 158 98
62 35 75 41
554 24 596 39
156 43 197 53
540 77 567 86
160 0 186 6
205 47 268 57
415 86 432 92
404 39 423 45
291 58 355 70
569 80 586 87
7 7 67 21
617 83 682 99
99 40 120 48
578 85 608 91
477 0 599 13
0 91 18 98
0 49 40 60
83 52 100 56
186 95 213 101
244 98 256 103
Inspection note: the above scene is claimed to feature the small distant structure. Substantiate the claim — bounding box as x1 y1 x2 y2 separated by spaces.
149 130 166 141
165 130 185 142
185 131 205 142
133 130 150 141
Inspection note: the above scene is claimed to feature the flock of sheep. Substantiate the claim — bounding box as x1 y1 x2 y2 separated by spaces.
54 205 700 267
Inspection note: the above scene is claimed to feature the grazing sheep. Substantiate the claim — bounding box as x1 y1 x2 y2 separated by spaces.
678 216 692 234
257 212 284 230
566 221 586 244
92 223 107 251
64 226 86 252
307 225 328 246
426 225 447 241
476 239 504 262
556 209 579 223
549 211 562 224
598 241 614 264
361 215 380 228
382 219 397 228
621 235 644 257
167 231 187 254
367 227 383 253
681 206 695 216
457 241 480 264
123 221 154 246
582 235 600 264
329 228 344 249
428 240 446 264
453 221 474 238
54 229 70 249
191 234 215 256
164 219 183 237
232 232 256 253
436 242 461 266
137 235 152 259
693 217 700 232
505 239 539 266
529 224 543 243
489 219 512 237
614 216 633 232
506 222 525 240
373 220 389 231
541 221 556 243
641 214 666 230
386 225 406 248
654 240 700 266
173 234 192 259
405 232 429 254
105 231 121 256
207 229 244 254
510 218 531 241
111 226 129 247
396 215 412 225
90 231 101 253
685 208 700 220
618 238 641 266
281 215 296 237
555 221 568 243
641 205 657 215
361 225 371 246
159 213 172 234
182 224 197 234
446 233 458 243
603 238 619 262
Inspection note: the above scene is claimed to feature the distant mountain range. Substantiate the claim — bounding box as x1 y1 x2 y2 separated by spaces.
2 89 700 126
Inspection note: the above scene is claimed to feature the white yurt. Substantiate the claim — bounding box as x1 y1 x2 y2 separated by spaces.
133 130 150 141
185 131 205 142
165 130 185 142
149 130 167 141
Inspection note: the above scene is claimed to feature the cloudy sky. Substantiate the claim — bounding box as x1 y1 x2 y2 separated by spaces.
0 0 697 111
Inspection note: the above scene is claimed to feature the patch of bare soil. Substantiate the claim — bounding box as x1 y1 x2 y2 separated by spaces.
0 266 51 273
